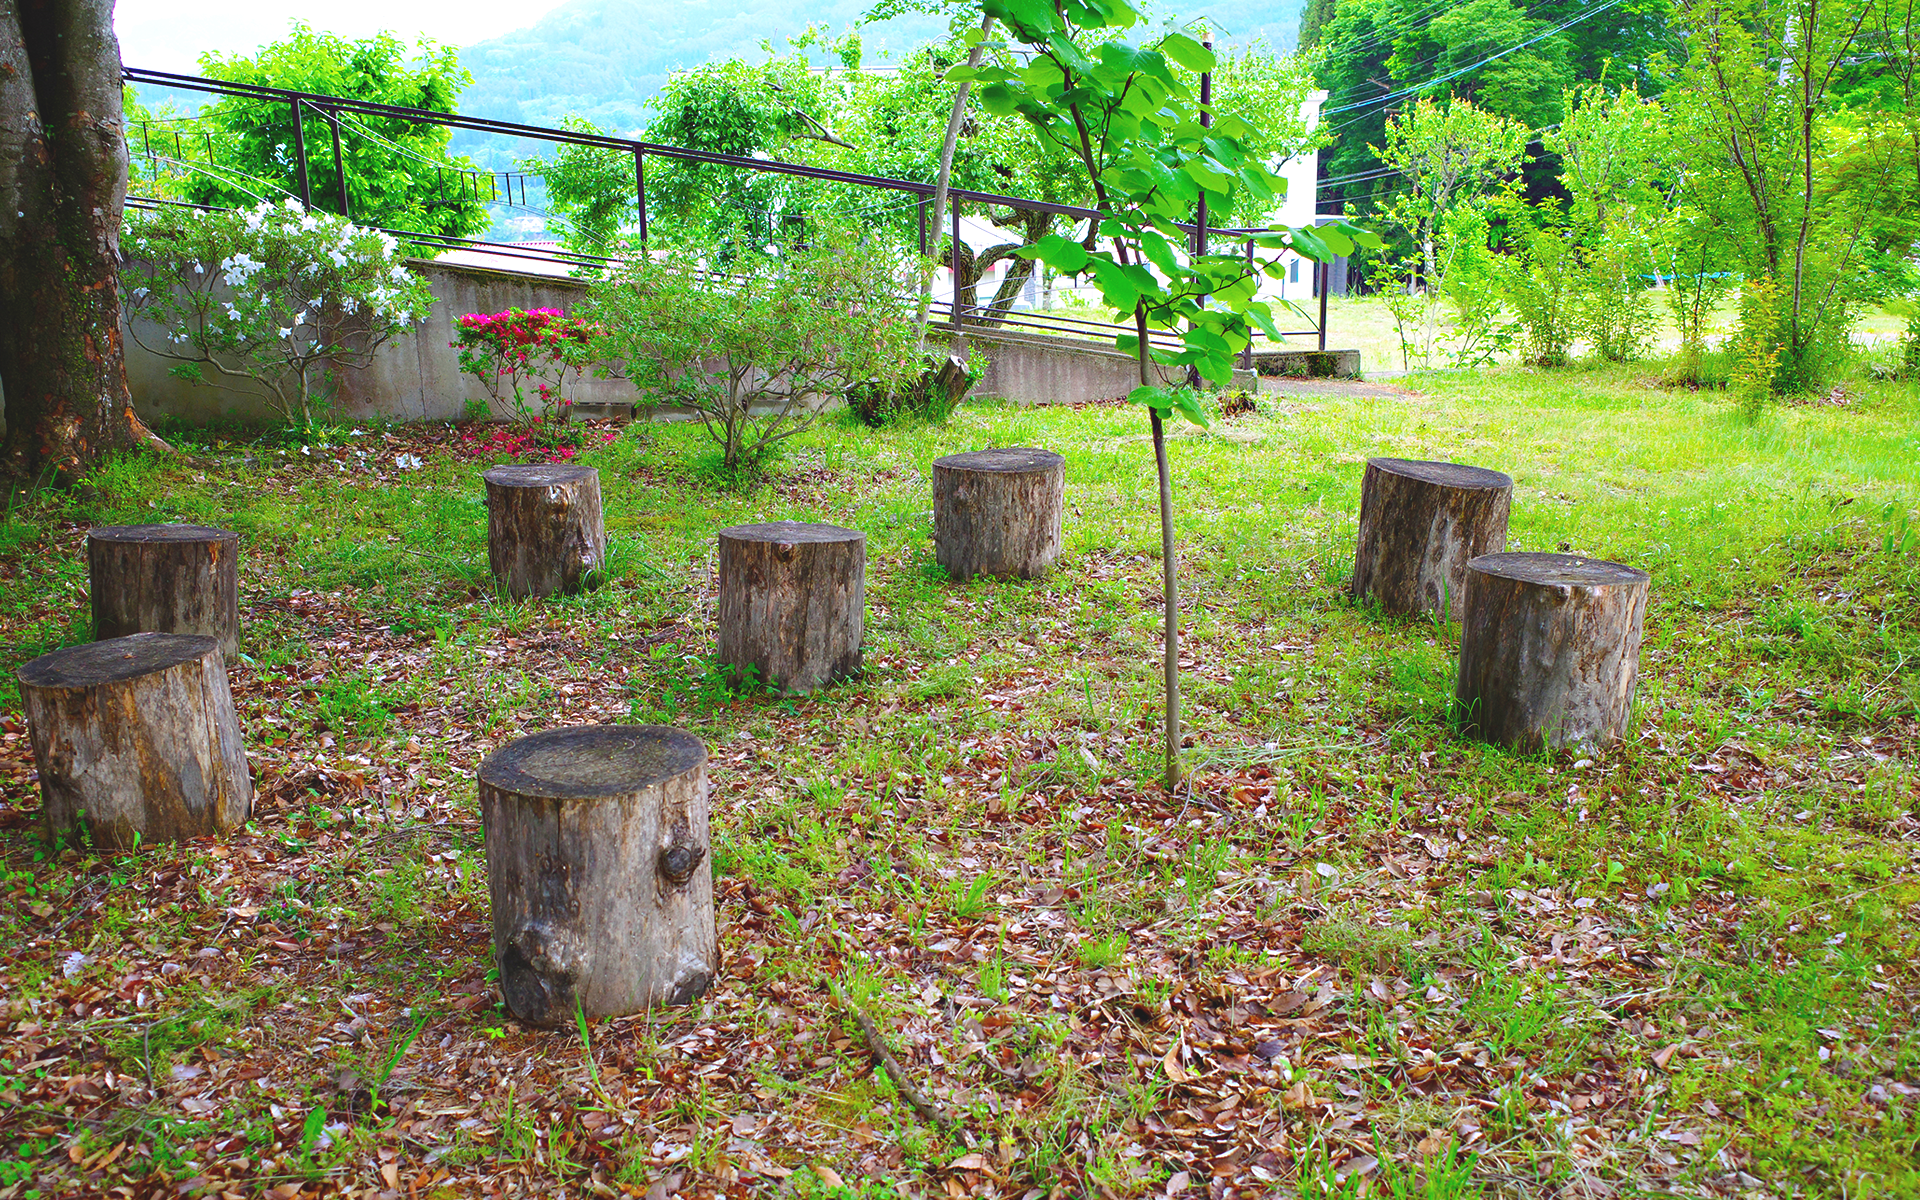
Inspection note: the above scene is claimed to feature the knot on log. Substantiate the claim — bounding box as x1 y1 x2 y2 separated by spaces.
500 921 584 1026
659 841 705 887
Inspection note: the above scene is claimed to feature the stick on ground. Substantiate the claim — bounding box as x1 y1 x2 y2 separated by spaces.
830 982 957 1133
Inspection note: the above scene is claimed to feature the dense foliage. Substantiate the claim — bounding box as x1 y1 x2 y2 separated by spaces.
585 232 919 471
171 25 491 240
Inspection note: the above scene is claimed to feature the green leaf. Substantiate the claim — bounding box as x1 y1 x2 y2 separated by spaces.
1088 257 1141 313
1171 388 1212 427
944 65 980 83
1160 33 1216 73
1128 384 1175 416
1024 234 1090 273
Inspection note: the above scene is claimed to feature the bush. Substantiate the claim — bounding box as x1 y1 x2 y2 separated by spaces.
452 307 599 423
120 201 433 428
587 232 917 471
1493 212 1578 367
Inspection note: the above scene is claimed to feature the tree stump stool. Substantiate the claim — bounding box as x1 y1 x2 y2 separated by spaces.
1352 458 1512 619
484 464 606 598
18 633 251 848
88 524 240 658
717 521 864 693
933 447 1065 580
479 725 716 1025
1455 552 1650 753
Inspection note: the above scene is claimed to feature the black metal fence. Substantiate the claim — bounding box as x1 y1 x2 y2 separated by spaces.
124 66 1331 356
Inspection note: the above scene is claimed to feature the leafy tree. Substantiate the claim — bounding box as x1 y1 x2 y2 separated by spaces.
1312 0 1678 253
1665 0 1918 392
587 230 917 472
959 0 1377 790
1370 97 1528 366
1 0 170 477
1299 0 1338 49
183 24 489 240
120 202 434 429
531 116 640 254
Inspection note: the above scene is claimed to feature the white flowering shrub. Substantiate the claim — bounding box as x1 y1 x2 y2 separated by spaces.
121 202 435 429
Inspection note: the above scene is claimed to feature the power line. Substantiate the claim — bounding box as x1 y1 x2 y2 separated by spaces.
1321 0 1628 129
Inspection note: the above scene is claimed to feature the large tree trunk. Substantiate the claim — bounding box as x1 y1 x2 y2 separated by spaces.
0 0 167 478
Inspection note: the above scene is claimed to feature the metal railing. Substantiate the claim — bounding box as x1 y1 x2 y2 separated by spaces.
124 66 1332 355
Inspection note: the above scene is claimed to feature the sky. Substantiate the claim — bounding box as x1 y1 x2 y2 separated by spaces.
113 0 571 73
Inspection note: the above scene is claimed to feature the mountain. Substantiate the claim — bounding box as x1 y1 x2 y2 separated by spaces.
458 0 948 135
456 0 1303 136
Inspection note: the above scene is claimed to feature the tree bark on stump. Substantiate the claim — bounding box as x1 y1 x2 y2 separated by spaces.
1352 458 1512 619
1455 552 1650 753
19 632 251 847
717 521 864 693
484 464 606 599
933 447 1065 580
479 725 716 1025
89 524 240 658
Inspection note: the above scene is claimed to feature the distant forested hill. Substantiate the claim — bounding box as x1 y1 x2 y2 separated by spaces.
457 0 1303 135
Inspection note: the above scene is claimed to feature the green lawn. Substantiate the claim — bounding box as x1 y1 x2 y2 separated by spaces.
1 365 1916 1199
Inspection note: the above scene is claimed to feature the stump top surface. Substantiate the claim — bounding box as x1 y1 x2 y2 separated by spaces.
18 632 220 689
933 447 1065 474
482 464 598 488
88 523 237 545
719 520 863 545
1467 551 1649 588
1367 458 1513 490
480 725 707 801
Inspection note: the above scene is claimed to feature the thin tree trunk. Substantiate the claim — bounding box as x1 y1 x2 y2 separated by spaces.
0 0 169 478
1137 302 1180 792
914 15 994 353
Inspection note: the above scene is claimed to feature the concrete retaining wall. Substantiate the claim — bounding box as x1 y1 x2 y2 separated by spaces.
118 257 1360 426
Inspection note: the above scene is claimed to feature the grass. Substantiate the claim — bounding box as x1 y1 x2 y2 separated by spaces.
0 360 1915 1198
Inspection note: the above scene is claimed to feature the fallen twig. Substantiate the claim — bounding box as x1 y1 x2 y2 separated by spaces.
828 981 959 1135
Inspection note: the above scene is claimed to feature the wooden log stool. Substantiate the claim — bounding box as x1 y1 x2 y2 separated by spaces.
88 524 240 658
717 521 864 693
1352 458 1512 619
479 725 716 1024
484 464 607 598
1455 552 1651 752
933 447 1065 580
19 632 252 848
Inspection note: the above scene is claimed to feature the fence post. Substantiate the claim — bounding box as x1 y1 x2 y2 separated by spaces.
1241 237 1255 370
951 201 964 331
327 107 349 218
918 195 928 257
288 100 311 209
1318 259 1329 352
633 149 647 248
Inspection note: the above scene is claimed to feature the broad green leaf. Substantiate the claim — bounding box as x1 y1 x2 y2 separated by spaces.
944 65 981 83
1138 228 1181 277
1171 388 1212 427
1088 257 1141 312
1023 233 1091 273
1160 33 1216 72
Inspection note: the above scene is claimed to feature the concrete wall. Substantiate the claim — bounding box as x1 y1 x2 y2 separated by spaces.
125 259 632 427
119 257 1360 426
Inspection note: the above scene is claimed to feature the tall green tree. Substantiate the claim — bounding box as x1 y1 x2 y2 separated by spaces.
1313 0 1676 240
1666 0 1918 391
181 24 489 239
